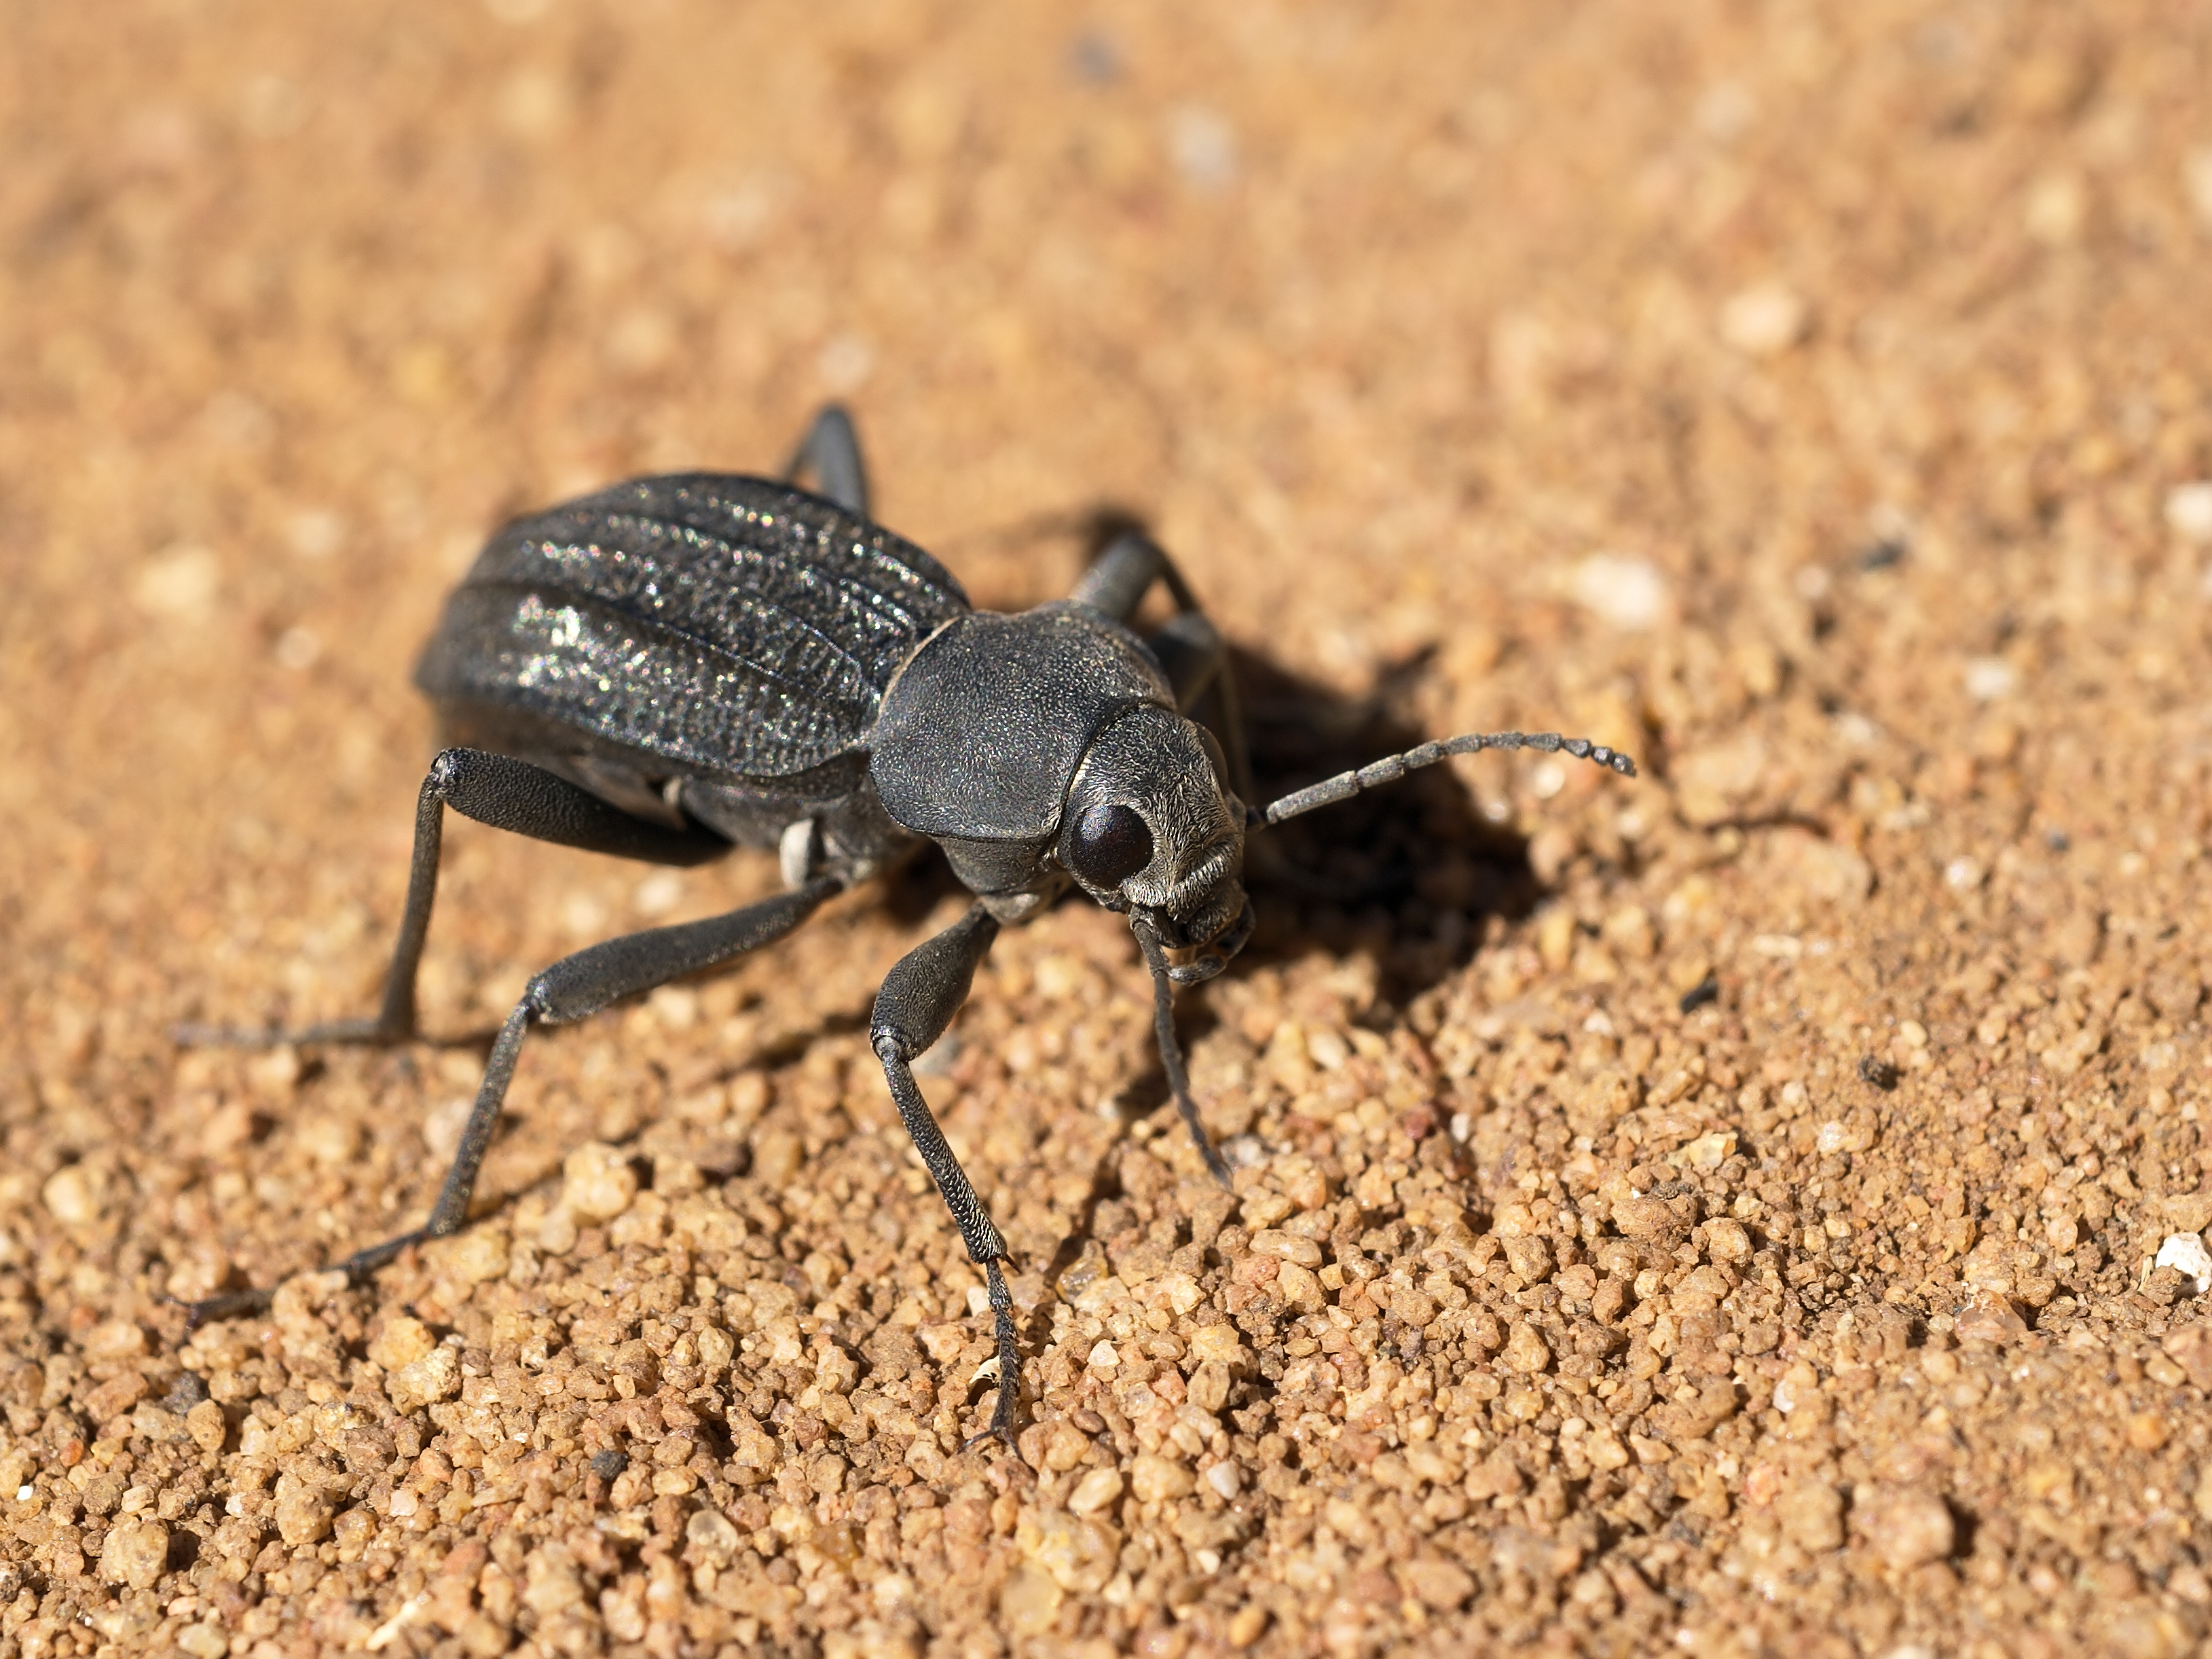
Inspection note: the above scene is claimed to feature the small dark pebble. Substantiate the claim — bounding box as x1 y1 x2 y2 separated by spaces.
165 1372 210 1411
590 1448 627 1480
1067 32 1120 84
1858 536 1908 570
1678 974 1721 1015
1858 1055 1899 1091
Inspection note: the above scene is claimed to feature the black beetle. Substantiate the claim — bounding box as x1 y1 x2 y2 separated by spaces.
189 406 1634 1443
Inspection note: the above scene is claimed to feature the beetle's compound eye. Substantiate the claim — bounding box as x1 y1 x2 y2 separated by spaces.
1066 802 1154 888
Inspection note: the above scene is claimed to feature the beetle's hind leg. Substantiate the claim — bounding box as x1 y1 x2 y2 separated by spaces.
174 747 729 1052
187 873 845 1324
784 404 870 518
868 903 1025 1448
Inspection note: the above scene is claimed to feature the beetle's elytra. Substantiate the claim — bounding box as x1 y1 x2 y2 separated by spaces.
188 405 1634 1445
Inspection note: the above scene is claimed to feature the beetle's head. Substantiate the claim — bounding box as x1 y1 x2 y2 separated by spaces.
1056 704 1254 983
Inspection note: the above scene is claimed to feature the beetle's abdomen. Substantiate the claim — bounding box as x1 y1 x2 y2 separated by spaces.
416 474 970 784
420 585 877 781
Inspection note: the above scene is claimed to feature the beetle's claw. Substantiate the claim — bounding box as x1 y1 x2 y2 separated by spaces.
963 1418 1019 1454
178 1286 274 1329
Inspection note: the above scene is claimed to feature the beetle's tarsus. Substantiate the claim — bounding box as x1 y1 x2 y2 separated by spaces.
180 1286 274 1328
963 1417 1019 1454
334 1227 439 1283
181 1221 442 1330
961 1258 1024 1451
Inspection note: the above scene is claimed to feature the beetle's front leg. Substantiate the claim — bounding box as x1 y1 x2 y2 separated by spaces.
868 903 1022 1448
176 746 727 1050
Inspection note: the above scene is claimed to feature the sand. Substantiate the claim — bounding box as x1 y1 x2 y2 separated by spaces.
5 0 2212 1654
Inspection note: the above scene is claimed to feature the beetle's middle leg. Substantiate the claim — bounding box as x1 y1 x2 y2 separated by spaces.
867 903 1024 1448
189 873 844 1322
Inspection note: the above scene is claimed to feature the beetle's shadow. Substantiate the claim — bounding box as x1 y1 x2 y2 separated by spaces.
1225 641 1541 1007
938 507 1551 1012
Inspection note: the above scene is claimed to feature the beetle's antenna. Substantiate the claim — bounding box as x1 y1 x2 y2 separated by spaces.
1257 730 1636 826
1132 922 1236 1189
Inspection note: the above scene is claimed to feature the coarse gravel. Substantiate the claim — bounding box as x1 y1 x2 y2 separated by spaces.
5 3 2212 1657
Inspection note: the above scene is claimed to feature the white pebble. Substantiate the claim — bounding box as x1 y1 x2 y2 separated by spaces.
422 1097 472 1162
296 1113 358 1167
285 508 346 560
632 871 684 917
2022 172 2085 246
1963 657 2017 701
1571 553 1667 630
1718 283 1807 356
649 985 699 1031
561 890 608 938
1304 1028 1349 1071
2167 481 2212 547
274 627 320 670
536 1207 579 1256
1695 82 1755 141
132 545 221 621
1832 712 1881 748
2156 1233 2212 1294
43 1165 100 1227
1067 1467 1124 1516
1168 105 1236 190
1861 1486 1955 1571
1944 857 1985 892
817 333 874 395
561 1142 638 1222
2186 148 2212 234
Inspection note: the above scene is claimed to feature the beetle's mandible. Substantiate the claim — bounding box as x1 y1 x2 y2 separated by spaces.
185 406 1634 1445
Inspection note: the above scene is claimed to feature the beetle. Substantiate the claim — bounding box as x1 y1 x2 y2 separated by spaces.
189 405 1634 1444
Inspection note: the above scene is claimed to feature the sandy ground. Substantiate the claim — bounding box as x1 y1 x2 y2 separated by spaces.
6 1 2212 1654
